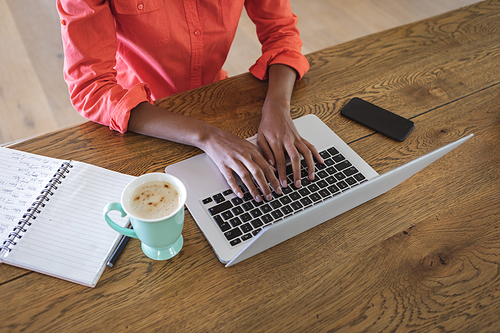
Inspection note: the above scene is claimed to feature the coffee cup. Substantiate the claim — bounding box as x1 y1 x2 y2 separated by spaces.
104 173 187 260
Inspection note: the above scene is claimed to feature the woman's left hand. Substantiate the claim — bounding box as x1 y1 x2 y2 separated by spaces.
256 64 323 189
257 99 322 189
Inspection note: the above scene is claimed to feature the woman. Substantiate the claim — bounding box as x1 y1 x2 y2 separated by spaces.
57 0 322 203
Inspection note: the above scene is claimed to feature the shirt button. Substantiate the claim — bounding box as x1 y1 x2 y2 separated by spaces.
137 3 144 10
194 30 200 36
60 19 67 26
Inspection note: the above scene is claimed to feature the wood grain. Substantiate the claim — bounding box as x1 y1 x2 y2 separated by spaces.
1 1 499 332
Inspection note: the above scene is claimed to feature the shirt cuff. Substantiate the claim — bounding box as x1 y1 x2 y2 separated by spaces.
249 48 310 81
109 83 153 133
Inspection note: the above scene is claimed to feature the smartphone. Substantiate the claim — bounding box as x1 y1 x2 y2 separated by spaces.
340 97 414 142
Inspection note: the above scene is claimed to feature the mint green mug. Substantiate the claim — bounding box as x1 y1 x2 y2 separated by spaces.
104 173 187 260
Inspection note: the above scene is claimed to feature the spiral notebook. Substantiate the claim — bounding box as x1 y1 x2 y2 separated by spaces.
0 147 134 287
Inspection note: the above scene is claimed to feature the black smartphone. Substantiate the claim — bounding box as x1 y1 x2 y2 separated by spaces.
340 97 414 142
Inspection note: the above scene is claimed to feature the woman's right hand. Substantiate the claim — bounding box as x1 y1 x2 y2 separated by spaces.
129 102 281 202
201 128 282 202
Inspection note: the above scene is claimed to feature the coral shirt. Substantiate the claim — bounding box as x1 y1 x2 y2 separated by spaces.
57 0 310 133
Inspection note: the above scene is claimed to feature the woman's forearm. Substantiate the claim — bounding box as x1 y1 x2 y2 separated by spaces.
258 64 322 188
128 101 280 201
128 101 215 150
263 64 297 113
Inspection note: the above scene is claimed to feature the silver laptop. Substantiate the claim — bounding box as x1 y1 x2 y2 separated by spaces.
166 114 472 267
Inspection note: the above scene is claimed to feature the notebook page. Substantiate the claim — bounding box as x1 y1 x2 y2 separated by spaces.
3 161 135 287
0 148 64 242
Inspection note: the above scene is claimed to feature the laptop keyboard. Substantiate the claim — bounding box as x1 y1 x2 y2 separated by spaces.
200 146 367 247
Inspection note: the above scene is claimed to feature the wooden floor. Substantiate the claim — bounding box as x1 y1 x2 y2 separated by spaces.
0 0 480 145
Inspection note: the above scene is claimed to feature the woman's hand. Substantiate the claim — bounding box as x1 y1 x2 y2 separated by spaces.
258 101 321 189
257 65 323 188
129 102 281 202
202 129 282 202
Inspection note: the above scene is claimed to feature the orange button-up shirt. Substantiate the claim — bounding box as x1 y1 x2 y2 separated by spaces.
57 0 309 133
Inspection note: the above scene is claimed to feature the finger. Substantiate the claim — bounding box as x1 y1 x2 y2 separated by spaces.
219 166 244 199
257 135 282 193
269 142 288 188
294 138 323 180
304 138 323 165
258 158 282 197
246 159 276 201
284 141 302 188
257 135 275 167
234 164 263 202
265 166 282 195
296 141 316 180
233 157 275 203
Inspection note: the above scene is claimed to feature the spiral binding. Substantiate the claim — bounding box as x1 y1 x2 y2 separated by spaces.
0 162 73 254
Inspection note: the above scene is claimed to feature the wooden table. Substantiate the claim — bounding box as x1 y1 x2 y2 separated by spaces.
2 1 499 331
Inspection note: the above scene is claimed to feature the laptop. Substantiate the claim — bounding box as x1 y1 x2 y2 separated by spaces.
166 114 473 267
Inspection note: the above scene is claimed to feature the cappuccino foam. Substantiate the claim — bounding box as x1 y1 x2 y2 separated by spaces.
129 181 180 219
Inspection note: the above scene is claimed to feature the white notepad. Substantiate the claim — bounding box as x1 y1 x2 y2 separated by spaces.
0 147 134 287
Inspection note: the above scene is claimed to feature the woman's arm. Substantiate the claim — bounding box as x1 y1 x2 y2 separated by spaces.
128 103 281 202
58 0 279 202
245 0 321 187
257 64 323 189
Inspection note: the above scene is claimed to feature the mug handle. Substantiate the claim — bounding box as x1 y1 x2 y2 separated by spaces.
104 203 138 239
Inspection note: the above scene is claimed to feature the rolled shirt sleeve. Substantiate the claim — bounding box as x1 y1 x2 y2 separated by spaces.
58 0 152 133
245 0 310 80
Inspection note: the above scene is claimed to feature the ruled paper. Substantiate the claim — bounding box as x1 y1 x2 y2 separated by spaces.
3 161 135 286
0 147 64 241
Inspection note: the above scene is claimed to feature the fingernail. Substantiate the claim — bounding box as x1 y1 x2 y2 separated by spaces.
295 180 301 188
275 187 282 195
281 179 287 188
237 191 244 198
266 194 273 201
268 159 274 166
255 195 262 202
